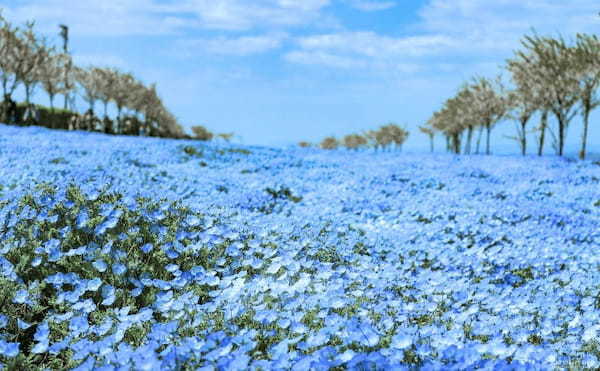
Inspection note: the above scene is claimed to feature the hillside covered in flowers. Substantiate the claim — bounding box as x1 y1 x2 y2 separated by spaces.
1 124 600 370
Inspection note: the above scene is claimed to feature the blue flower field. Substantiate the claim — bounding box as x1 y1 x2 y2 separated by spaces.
1 124 600 370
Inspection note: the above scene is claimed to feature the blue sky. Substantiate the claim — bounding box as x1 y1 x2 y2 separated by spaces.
1 0 600 154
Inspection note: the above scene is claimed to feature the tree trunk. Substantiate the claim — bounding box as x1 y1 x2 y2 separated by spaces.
48 94 55 129
485 123 491 155
429 136 434 153
452 133 461 154
580 103 590 160
25 84 31 106
445 135 450 152
116 106 122 134
475 126 484 154
558 115 565 157
520 118 527 156
2 78 7 98
464 126 473 155
537 110 547 156
63 93 68 110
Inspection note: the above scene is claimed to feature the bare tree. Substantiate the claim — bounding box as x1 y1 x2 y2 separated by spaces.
513 33 580 156
74 66 101 112
14 21 49 108
38 52 69 112
504 61 542 155
94 67 117 120
573 33 600 160
0 14 20 100
469 76 509 155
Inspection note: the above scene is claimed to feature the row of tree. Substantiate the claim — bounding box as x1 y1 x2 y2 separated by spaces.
0 12 187 139
421 32 600 159
300 123 410 151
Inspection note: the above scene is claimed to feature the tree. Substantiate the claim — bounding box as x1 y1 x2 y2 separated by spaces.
94 67 118 120
298 141 311 148
573 33 600 160
342 133 368 150
504 58 543 155
468 76 509 155
0 14 20 100
513 33 580 156
38 52 69 112
419 125 435 152
74 66 101 112
369 126 394 150
14 21 49 107
108 70 135 134
379 123 410 151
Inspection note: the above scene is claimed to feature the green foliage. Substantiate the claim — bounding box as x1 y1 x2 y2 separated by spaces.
182 145 203 158
265 187 302 203
14 102 78 130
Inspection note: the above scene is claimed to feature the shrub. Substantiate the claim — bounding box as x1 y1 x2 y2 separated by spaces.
191 125 214 141
320 136 339 150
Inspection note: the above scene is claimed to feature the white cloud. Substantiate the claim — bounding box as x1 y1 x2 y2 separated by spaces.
417 0 600 55
344 0 396 12
284 50 368 68
177 0 332 31
0 0 334 36
285 31 456 70
179 33 287 56
297 32 457 58
286 0 600 75
1 0 188 36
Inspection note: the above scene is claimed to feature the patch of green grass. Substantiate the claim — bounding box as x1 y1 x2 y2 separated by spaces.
49 157 68 164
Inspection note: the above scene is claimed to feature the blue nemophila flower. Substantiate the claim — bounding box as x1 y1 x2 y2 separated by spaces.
93 318 114 337
391 333 412 350
112 263 127 276
76 210 89 228
87 278 103 292
13 289 29 304
0 314 8 329
48 337 70 355
165 264 179 273
93 260 108 272
101 285 116 306
69 316 90 337
17 319 31 329
65 245 87 256
31 340 49 354
131 287 143 297
185 215 201 227
0 340 19 358
48 247 62 262
31 256 42 267
141 243 154 254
